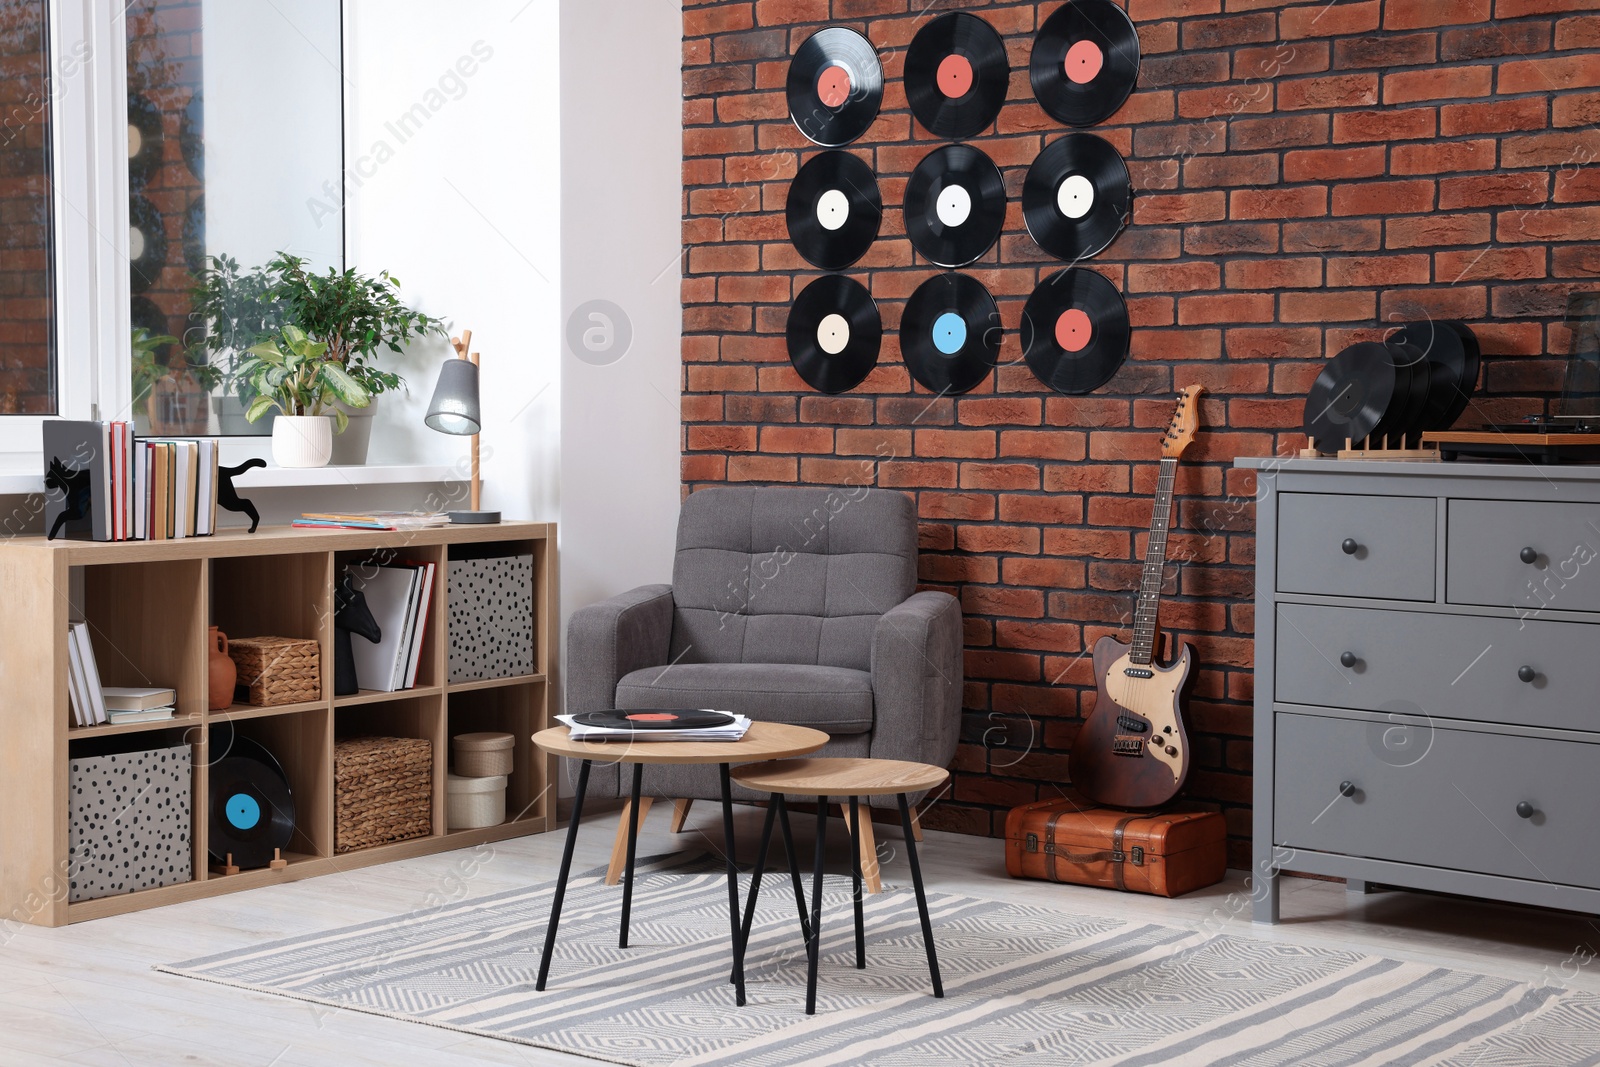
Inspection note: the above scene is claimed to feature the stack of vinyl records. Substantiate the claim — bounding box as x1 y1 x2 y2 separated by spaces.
1303 322 1481 452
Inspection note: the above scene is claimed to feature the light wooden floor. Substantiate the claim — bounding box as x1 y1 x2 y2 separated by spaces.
5 804 1598 1065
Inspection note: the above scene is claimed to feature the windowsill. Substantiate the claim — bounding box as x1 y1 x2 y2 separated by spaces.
0 462 463 496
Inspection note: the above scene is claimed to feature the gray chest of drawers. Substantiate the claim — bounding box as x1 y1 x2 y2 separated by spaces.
1243 457 1600 924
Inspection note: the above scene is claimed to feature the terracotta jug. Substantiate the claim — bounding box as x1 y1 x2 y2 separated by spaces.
208 627 236 711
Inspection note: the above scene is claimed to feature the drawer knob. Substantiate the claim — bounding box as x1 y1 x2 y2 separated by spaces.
1518 665 1536 684
1339 781 1357 798
1340 651 1358 669
1341 538 1360 555
1520 547 1539 565
1516 801 1536 820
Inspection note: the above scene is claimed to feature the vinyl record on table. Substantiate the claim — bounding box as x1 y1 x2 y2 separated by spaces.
208 736 294 869
905 12 1010 140
902 272 1001 395
128 193 167 294
127 93 164 187
1392 320 1481 431
787 151 882 270
786 274 882 394
788 27 883 148
1023 132 1132 262
904 143 1007 268
570 708 737 731
1021 267 1130 395
1031 0 1141 127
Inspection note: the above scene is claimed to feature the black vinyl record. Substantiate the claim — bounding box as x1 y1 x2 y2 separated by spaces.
1392 320 1481 430
208 736 294 869
904 144 1007 268
127 93 164 187
787 151 881 270
128 193 167 294
1381 340 1431 444
1304 342 1414 453
902 272 1001 395
570 708 736 731
1031 0 1141 127
788 27 883 148
905 12 1010 139
1023 133 1132 262
1021 267 1130 395
787 274 882 394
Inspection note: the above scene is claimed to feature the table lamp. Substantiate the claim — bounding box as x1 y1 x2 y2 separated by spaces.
425 329 500 524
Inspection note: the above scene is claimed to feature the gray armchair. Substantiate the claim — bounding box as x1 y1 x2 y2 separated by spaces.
565 486 963 887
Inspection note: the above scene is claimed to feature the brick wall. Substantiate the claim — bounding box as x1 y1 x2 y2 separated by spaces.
681 0 1600 865
0 3 55 414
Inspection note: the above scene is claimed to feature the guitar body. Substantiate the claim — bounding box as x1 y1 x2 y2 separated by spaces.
1069 635 1194 809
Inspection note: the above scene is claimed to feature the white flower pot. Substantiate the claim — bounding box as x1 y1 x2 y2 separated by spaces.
271 415 334 468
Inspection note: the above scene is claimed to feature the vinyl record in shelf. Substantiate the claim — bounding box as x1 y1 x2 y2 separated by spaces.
1391 320 1481 431
1023 132 1132 262
787 151 882 271
1021 267 1130 395
901 272 1001 395
905 12 1010 140
1031 0 1141 127
903 143 1007 269
208 735 295 870
787 27 884 148
786 274 882 394
127 93 164 187
128 193 168 294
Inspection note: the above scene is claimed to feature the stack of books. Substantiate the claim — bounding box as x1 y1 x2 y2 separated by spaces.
66 621 176 728
295 512 451 531
42 420 220 541
137 438 221 539
345 560 437 692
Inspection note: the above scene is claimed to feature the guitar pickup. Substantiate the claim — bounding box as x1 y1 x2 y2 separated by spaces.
1115 716 1149 733
1123 667 1154 679
1111 735 1147 756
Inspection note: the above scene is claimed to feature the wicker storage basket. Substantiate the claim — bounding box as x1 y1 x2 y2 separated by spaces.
452 732 514 777
447 773 508 830
228 636 321 707
335 736 432 853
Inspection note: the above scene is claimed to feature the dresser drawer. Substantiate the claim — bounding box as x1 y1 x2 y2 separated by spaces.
1275 603 1600 732
1448 498 1600 613
1274 713 1600 889
1277 493 1436 602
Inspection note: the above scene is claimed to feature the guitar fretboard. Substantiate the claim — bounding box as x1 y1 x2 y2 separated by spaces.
1130 456 1179 666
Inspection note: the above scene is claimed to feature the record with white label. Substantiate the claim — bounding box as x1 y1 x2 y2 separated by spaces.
128 93 164 186
1021 267 1130 395
902 272 1001 395
1031 0 1141 127
788 27 884 148
905 12 1010 139
1023 132 1132 261
903 144 1007 268
787 151 882 270
786 274 882 394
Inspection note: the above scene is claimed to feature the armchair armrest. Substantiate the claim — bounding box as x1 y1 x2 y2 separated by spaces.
565 584 675 714
869 590 963 771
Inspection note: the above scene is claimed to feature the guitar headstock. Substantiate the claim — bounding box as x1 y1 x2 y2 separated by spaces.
1161 385 1205 459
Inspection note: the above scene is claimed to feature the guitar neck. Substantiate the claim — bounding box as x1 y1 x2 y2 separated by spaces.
1130 456 1179 666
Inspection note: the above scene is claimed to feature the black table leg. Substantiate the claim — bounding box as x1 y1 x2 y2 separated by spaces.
848 795 865 970
619 761 644 949
775 794 811 943
536 758 591 992
735 799 778 980
805 795 828 1016
898 792 943 999
719 763 746 1007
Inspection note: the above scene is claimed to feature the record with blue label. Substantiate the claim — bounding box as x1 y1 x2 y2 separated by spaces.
1023 132 1132 262
786 274 882 394
208 735 294 869
1021 267 1130 395
787 150 881 270
788 27 883 148
904 143 1007 268
902 272 1001 394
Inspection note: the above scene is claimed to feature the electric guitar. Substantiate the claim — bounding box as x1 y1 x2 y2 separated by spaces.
1068 386 1203 809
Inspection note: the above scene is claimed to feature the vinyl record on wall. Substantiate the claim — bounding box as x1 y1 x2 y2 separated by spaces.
180 91 204 180
787 27 884 148
901 272 1001 395
903 144 1007 268
128 193 168 295
904 12 1010 140
786 274 882 394
1023 132 1132 262
208 735 295 870
1021 267 1130 395
1031 0 1141 127
127 93 164 187
786 151 882 270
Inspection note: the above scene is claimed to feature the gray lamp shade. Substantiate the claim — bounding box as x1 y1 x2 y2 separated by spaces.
424 358 481 436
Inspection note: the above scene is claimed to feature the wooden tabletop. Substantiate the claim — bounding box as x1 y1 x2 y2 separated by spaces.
532 722 829 765
732 757 950 797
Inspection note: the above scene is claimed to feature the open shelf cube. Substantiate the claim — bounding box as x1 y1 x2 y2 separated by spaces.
447 682 548 827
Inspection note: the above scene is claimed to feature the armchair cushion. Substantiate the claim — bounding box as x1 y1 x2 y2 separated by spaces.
616 662 874 735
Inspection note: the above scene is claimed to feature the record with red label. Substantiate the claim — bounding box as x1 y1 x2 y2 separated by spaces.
902 272 1002 395
788 27 884 147
905 12 1010 140
1024 133 1132 262
903 143 1007 268
787 151 882 270
787 274 882 394
570 709 736 731
1021 267 1130 395
1031 0 1141 127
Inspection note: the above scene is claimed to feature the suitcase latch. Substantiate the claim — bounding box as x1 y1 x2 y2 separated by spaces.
1131 846 1145 866
1110 849 1125 863
1025 833 1039 853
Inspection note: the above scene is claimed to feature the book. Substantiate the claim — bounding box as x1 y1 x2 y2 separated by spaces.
106 707 175 725
102 686 177 712
297 512 452 531
402 562 436 689
66 626 89 728
346 564 424 693
70 622 108 726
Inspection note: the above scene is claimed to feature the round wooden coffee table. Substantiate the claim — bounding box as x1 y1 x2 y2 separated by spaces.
731 757 949 1015
531 722 829 1004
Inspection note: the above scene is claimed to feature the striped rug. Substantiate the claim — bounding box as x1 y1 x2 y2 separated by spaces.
160 855 1600 1065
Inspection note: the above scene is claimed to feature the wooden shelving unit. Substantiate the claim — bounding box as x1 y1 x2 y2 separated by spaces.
0 523 556 927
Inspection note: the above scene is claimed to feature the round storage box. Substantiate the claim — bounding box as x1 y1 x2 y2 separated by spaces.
453 731 514 777
447 772 508 831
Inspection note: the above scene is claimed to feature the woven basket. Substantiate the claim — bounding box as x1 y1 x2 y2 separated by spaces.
447 773 507 830
335 736 432 853
229 636 321 707
452 732 514 777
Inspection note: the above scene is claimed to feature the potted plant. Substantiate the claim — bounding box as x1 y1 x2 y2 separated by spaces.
237 325 371 468
186 255 284 435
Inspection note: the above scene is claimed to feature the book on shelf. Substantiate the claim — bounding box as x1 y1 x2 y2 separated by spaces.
106 707 176 726
102 687 177 712
295 512 452 531
68 622 108 726
66 625 90 727
345 561 437 692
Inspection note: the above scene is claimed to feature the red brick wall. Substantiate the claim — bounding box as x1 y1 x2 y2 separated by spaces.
0 3 56 414
681 0 1600 865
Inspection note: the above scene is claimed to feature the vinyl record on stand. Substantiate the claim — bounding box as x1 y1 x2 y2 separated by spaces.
1023 132 1132 261
208 736 295 870
902 272 1002 395
1392 320 1481 431
1021 267 1130 395
1380 340 1432 444
1031 0 1141 127
905 12 1010 139
903 144 1007 268
1303 343 1402 453
786 151 882 270
786 274 882 394
787 27 884 148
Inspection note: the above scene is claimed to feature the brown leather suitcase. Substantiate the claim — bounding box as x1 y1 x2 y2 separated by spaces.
1004 798 1227 897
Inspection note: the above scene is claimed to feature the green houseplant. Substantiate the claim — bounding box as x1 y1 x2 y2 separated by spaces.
237 325 371 468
